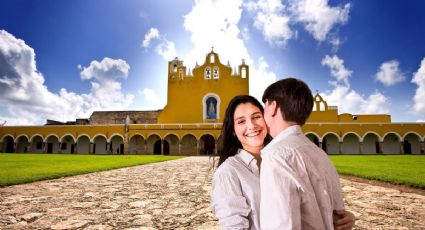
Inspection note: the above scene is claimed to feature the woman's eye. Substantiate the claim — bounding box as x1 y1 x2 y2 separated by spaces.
237 120 245 124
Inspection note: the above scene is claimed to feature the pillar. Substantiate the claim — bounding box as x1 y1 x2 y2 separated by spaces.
420 141 425 154
378 141 384 154
89 142 94 154
400 141 404 154
359 142 364 154
338 142 342 154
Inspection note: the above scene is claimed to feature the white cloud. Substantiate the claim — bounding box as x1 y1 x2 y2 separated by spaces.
321 54 390 114
155 40 176 61
246 0 350 46
375 60 405 86
411 57 425 115
183 0 276 102
139 88 160 104
290 0 350 41
142 27 160 48
142 27 176 60
253 0 293 46
321 54 352 85
0 30 134 125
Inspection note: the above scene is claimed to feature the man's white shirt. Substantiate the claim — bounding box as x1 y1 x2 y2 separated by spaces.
260 125 345 230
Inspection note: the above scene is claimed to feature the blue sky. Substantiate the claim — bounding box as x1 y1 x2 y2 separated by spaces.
1 0 425 125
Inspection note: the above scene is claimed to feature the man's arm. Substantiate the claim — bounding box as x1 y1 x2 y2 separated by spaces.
260 152 301 230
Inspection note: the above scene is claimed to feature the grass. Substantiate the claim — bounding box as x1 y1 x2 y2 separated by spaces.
0 153 184 187
329 155 425 189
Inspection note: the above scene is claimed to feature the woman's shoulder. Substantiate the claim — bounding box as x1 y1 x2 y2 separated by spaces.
213 156 241 179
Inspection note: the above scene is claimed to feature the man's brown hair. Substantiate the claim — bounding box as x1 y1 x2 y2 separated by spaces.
262 78 313 125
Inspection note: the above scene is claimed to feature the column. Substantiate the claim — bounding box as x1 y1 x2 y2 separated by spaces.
161 140 164 155
89 142 94 154
319 141 323 149
400 141 404 154
42 142 47 153
0 141 3 153
378 141 384 154
359 142 364 154
338 142 343 154
178 142 182 155
420 141 425 154
58 142 62 154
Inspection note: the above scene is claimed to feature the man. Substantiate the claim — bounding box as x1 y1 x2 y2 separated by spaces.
260 78 353 229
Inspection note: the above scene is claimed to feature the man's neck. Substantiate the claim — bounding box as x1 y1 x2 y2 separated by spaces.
272 120 297 137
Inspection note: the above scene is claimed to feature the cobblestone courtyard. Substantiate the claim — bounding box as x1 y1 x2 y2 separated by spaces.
1 157 424 229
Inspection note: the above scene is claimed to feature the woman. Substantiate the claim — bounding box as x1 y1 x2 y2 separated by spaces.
211 95 354 230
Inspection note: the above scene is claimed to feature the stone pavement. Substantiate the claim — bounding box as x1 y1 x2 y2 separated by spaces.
0 157 424 229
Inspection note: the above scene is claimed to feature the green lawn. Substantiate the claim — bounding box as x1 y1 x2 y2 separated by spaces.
0 153 184 186
330 155 425 188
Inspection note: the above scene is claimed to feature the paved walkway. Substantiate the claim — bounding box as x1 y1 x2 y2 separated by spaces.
0 157 424 229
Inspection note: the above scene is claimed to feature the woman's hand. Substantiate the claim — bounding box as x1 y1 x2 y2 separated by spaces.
333 209 355 230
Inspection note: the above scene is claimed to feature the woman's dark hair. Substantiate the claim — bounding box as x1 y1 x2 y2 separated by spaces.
216 95 271 167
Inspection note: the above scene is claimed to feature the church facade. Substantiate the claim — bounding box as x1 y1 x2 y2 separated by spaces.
1 50 425 155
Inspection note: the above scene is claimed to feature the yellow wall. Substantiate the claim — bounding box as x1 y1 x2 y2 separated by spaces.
157 51 249 123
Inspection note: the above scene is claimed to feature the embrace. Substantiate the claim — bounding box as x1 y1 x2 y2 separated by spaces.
211 78 355 229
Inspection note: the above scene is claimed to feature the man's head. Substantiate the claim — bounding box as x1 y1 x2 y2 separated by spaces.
262 78 313 137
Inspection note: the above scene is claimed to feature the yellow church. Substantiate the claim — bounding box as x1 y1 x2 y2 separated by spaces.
1 50 424 155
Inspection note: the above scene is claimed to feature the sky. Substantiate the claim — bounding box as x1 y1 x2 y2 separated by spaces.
1 0 425 126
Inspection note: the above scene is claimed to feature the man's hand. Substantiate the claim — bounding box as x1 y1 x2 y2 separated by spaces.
333 210 355 230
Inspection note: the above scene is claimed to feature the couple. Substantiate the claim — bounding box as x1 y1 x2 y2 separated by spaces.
211 78 355 229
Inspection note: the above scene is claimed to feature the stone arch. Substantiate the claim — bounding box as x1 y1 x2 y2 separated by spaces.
403 132 421 154
93 135 108 154
199 134 215 155
305 132 320 147
342 133 360 154
181 133 197 155
129 134 145 154
30 135 44 153
164 133 179 155
109 134 124 154
147 134 161 155
382 132 401 154
363 132 380 154
76 135 91 154
16 135 30 153
45 134 60 154
60 134 76 154
322 132 339 154
1 135 14 153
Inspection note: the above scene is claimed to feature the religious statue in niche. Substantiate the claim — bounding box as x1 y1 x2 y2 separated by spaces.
206 97 217 119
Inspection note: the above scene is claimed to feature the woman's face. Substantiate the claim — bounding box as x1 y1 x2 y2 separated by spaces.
233 102 268 154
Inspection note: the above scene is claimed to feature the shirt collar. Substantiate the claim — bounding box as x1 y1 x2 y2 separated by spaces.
236 149 260 176
261 125 302 155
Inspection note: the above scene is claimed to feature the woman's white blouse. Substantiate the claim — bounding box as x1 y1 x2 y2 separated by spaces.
211 149 261 230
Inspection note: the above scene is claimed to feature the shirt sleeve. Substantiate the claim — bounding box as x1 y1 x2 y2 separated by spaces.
260 149 302 230
211 166 251 230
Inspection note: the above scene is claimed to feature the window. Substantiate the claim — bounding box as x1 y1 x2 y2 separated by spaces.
206 97 218 119
241 67 246 78
213 67 219 79
210 54 215 63
205 67 211 79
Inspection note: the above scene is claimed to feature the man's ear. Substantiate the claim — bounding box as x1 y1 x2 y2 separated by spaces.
269 101 278 117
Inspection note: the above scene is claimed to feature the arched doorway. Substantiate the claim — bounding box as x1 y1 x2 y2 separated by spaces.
342 133 360 154
322 133 339 154
306 133 320 147
2 136 14 153
200 134 215 155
